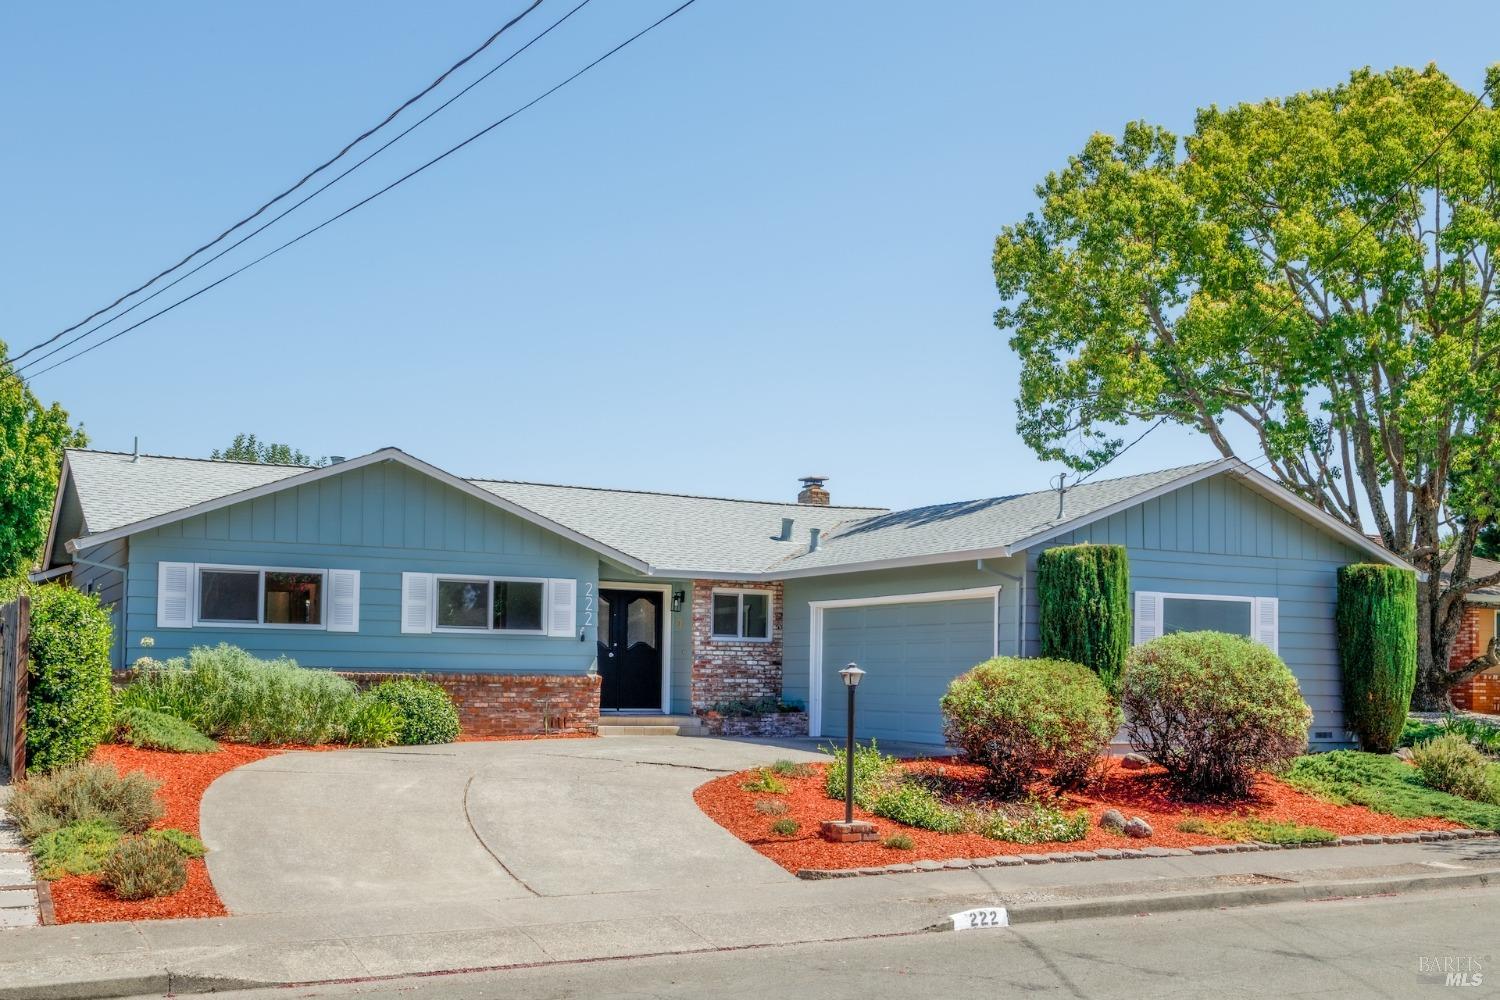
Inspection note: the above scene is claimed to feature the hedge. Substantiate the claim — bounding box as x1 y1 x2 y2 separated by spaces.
25 585 115 772
1036 543 1130 691
1336 563 1417 753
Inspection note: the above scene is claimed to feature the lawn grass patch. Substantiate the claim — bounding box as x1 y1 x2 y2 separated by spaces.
1285 751 1500 831
1177 816 1337 844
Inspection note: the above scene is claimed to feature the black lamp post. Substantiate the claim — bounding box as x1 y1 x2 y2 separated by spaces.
838 663 865 824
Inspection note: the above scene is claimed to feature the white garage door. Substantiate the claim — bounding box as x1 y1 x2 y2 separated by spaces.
814 591 998 746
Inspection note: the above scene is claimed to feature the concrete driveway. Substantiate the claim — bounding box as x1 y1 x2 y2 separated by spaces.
200 736 832 914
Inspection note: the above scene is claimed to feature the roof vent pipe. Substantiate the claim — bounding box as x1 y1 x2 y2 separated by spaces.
809 527 821 552
778 517 795 541
132 436 140 463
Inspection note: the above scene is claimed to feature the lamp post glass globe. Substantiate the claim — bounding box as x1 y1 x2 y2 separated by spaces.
839 663 864 823
839 664 865 688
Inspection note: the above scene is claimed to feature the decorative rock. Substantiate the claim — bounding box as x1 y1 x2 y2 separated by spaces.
1120 752 1151 770
1098 809 1128 832
1094 848 1122 859
1122 817 1153 839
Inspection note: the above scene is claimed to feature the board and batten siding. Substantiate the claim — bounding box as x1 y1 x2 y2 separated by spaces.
782 558 1026 712
122 461 598 674
72 537 128 669
1025 473 1363 747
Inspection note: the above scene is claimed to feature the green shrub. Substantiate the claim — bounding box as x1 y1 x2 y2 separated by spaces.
118 644 361 745
1120 632 1311 799
1412 734 1500 804
1286 751 1500 830
1337 564 1418 753
113 707 218 753
9 763 162 839
822 741 903 807
145 827 206 858
1177 816 1336 845
1400 717 1446 748
366 678 461 745
769 818 800 836
24 586 114 772
741 769 788 794
100 836 187 900
754 799 789 816
940 657 1120 798
870 782 963 833
29 820 122 879
1037 543 1131 690
1403 715 1500 756
882 832 915 850
345 697 404 748
977 801 1090 844
768 759 813 778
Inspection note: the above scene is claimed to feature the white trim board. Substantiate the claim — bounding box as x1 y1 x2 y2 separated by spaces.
64 447 650 574
598 581 673 714
807 585 1000 740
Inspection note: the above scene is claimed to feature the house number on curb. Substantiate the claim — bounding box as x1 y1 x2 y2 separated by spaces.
950 907 1008 931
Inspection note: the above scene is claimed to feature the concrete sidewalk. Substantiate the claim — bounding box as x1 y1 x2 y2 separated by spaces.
3 838 1497 1000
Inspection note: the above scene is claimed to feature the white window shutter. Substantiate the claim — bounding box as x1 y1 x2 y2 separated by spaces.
547 578 577 638
157 562 194 628
1253 597 1279 653
327 570 360 633
1133 591 1162 646
401 572 433 634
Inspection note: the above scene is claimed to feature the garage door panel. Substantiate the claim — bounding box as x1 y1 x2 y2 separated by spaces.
819 597 995 745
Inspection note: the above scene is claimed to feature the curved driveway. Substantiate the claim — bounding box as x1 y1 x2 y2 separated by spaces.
201 736 825 914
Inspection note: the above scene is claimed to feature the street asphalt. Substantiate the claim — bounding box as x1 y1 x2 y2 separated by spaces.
108 887 1500 999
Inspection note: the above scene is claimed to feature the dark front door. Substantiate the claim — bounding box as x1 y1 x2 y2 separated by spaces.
597 589 664 710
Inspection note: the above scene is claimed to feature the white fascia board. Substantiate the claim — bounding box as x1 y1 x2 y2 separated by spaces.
41 456 73 571
66 447 652 574
649 545 1018 583
28 565 73 583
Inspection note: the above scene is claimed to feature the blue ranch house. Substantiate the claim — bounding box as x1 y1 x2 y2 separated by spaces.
38 447 1405 745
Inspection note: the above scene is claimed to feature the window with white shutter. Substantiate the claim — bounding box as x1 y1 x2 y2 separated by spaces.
157 562 194 628
547 578 577 638
1252 597 1279 653
327 570 360 633
401 572 433 634
1134 592 1279 652
1132 591 1161 646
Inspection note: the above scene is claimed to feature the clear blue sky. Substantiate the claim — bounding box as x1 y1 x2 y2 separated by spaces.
4 2 1496 510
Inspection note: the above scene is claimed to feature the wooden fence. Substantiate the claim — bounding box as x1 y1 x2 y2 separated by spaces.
1 595 29 779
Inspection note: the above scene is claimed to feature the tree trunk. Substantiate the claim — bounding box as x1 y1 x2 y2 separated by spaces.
1412 574 1449 711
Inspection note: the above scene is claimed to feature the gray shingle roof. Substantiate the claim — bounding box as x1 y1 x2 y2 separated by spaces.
58 448 1233 577
772 461 1226 573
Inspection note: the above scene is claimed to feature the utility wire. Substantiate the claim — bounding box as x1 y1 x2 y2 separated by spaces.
14 0 596 376
5 0 546 367
17 0 703 384
1055 71 1497 489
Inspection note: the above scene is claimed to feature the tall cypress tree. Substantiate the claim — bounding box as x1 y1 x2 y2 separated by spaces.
1337 563 1418 752
1037 543 1130 691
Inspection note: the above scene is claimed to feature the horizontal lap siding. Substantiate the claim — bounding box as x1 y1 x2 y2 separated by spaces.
74 537 128 669
1028 476 1362 746
124 462 598 674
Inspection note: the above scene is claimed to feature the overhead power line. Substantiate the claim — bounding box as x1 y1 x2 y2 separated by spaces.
5 0 546 368
1055 70 1497 487
16 0 703 384
14 0 596 377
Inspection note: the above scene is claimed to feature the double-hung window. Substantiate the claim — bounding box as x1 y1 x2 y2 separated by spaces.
197 566 325 627
1133 591 1278 651
433 576 547 634
710 589 772 641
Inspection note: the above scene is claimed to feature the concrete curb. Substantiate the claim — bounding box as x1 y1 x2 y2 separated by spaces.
798 828 1496 880
0 972 266 1000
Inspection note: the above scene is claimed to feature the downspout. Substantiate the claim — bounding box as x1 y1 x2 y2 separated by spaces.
977 559 1025 657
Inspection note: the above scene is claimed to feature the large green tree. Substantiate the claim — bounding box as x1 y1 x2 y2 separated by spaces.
0 342 87 578
993 65 1500 709
211 433 325 467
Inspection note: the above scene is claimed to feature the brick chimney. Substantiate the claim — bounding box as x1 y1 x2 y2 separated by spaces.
797 475 830 506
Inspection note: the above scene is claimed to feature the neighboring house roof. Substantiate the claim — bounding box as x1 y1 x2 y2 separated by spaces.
48 447 1408 580
1446 555 1500 606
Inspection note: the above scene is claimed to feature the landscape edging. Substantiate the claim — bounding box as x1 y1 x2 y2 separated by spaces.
795 827 1496 879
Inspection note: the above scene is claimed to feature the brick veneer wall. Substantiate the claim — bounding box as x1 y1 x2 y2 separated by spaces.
1448 603 1500 714
340 671 601 737
690 580 784 713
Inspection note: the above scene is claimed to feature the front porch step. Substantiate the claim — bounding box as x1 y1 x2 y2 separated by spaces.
597 714 707 737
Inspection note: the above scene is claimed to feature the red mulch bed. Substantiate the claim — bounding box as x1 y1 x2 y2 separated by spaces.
48 743 293 924
695 757 1460 873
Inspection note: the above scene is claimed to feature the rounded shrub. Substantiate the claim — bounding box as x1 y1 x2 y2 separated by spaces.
1336 564 1418 753
1412 733 1500 805
940 657 1121 799
24 585 114 772
345 697 404 748
1037 543 1131 691
368 678 460 745
1120 632 1311 800
100 836 188 900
